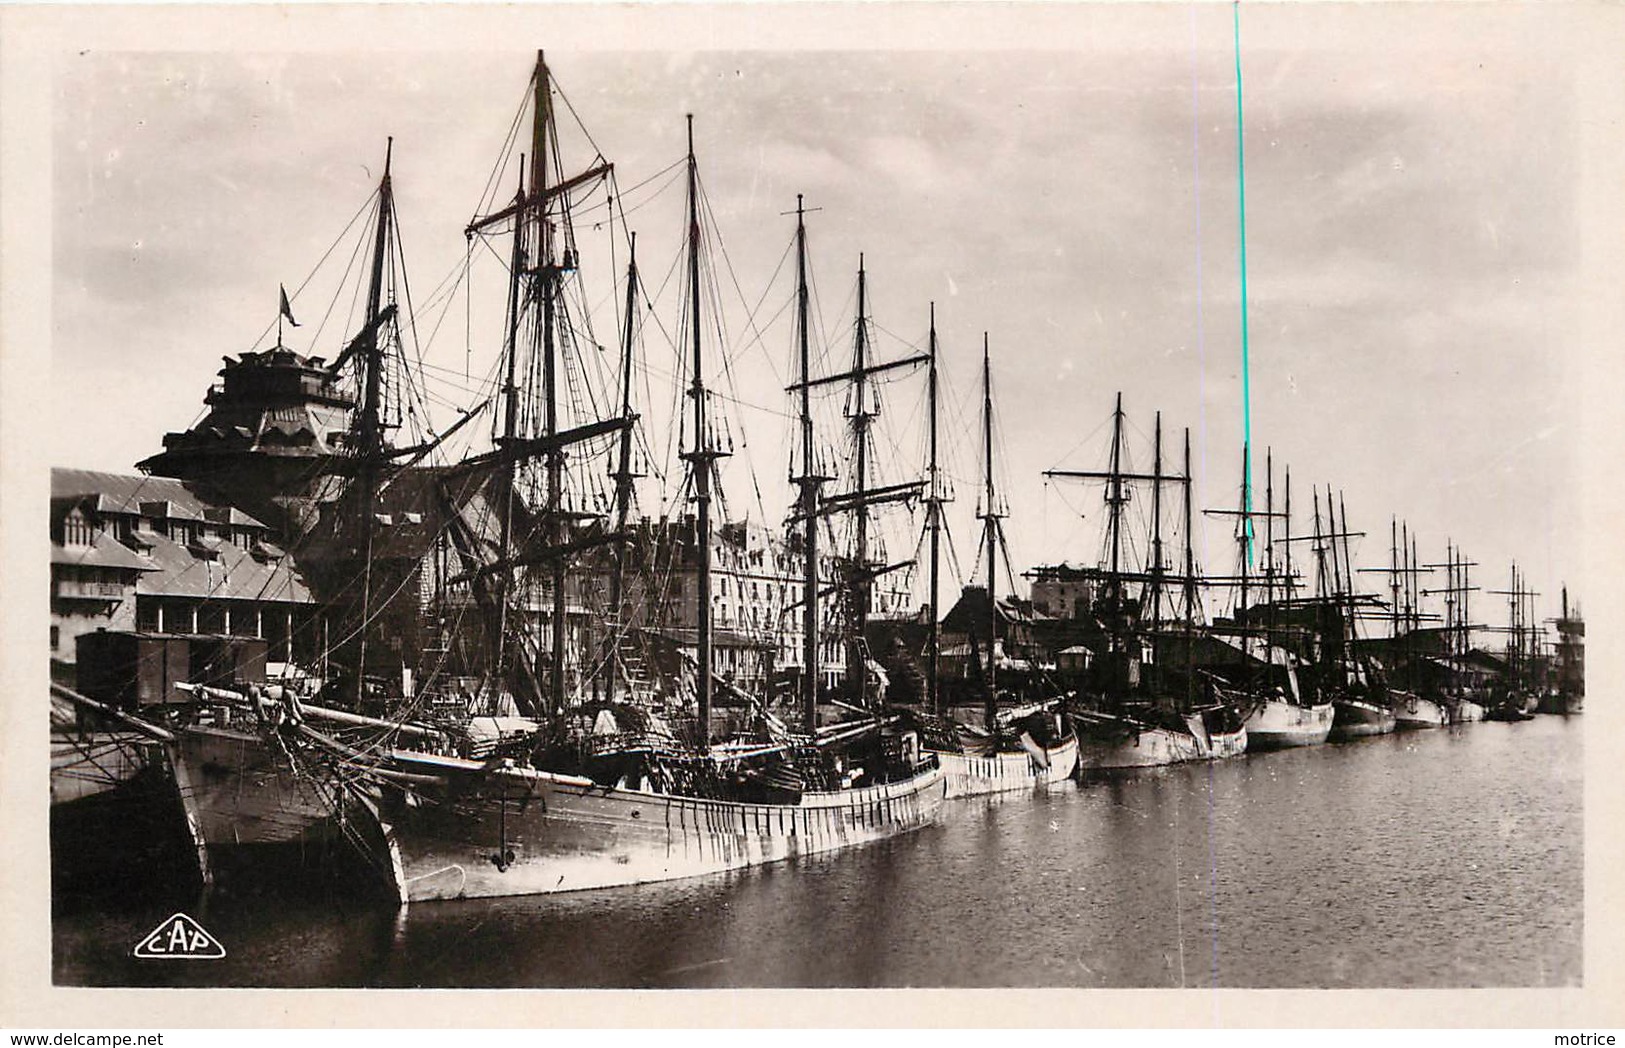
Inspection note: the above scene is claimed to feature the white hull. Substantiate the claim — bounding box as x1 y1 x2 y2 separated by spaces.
1392 692 1448 730
1450 699 1486 724
1076 713 1247 771
1242 699 1335 750
935 734 1081 799
172 725 349 848
1330 699 1397 739
378 751 948 902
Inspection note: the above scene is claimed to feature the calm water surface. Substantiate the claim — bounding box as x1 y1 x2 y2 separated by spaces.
53 715 1582 987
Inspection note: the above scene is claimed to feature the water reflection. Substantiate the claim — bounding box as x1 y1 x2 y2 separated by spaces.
54 716 1581 988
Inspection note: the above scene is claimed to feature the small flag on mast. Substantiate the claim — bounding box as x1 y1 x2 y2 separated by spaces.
279 284 300 328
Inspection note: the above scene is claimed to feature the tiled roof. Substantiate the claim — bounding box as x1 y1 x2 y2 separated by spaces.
135 526 314 603
51 468 310 603
51 468 270 530
49 531 155 571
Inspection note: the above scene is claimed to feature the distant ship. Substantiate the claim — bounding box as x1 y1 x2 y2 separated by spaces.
1541 586 1584 715
1207 448 1333 751
1046 398 1247 772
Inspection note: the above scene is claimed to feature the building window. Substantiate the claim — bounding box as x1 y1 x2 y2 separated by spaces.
50 625 60 651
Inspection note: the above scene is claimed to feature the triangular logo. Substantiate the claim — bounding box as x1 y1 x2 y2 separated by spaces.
132 912 226 960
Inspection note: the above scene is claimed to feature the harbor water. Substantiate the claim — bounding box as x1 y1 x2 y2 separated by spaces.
52 715 1582 988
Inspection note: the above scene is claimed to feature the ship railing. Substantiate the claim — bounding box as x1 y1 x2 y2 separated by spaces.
580 730 685 759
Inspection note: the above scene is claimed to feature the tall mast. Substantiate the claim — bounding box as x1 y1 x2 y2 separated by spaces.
1263 448 1274 613
1428 541 1478 672
1336 491 1362 681
846 256 873 703
457 51 620 718
1389 517 1401 643
792 196 823 733
680 114 724 741
536 53 569 717
926 304 943 713
352 137 395 702
1409 528 1421 684
604 234 642 702
1182 428 1198 626
1283 466 1294 606
1311 488 1337 671
1181 428 1197 709
1236 444 1251 620
979 337 1001 728
1403 522 1415 632
1446 541 1458 662
493 152 528 688
359 139 394 471
1148 412 1165 631
1462 542 1475 659
1106 393 1126 658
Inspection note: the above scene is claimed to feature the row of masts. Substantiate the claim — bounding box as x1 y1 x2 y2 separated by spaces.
340 52 1558 746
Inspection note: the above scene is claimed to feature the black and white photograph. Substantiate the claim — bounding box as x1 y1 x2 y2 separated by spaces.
3 0 1622 1023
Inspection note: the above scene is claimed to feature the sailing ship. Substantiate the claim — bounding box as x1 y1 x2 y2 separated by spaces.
49 682 211 892
1045 397 1247 772
109 138 430 885
1293 488 1396 741
1424 541 1487 724
1543 586 1584 715
1204 448 1333 750
358 56 944 902
1372 519 1446 731
1485 564 1542 720
912 336 1078 797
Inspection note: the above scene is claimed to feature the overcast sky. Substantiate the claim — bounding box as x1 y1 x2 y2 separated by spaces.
49 4 1598 630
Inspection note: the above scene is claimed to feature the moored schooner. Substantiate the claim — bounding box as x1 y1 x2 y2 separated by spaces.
1043 397 1247 772
1366 519 1447 731
1298 488 1396 741
916 337 1078 797
368 60 943 902
1203 448 1333 750
1544 587 1584 715
129 136 430 883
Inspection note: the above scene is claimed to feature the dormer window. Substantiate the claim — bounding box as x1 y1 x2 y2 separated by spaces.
251 540 285 564
62 508 93 547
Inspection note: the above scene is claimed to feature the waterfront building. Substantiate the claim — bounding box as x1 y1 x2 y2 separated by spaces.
50 469 321 685
582 516 913 698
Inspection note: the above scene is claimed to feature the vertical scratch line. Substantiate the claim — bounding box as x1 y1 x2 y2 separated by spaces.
1234 0 1255 563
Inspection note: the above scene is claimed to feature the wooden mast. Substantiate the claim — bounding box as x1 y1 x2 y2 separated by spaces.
492 152 527 696
1182 429 1198 625
456 51 621 720
847 256 873 705
926 303 942 713
1283 466 1293 606
534 52 569 718
1236 444 1250 620
679 115 726 741
1336 490 1364 688
1263 449 1274 617
604 233 642 702
978 337 1001 728
791 195 824 734
1182 427 1197 710
1147 411 1164 703
352 137 394 702
1148 412 1164 631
